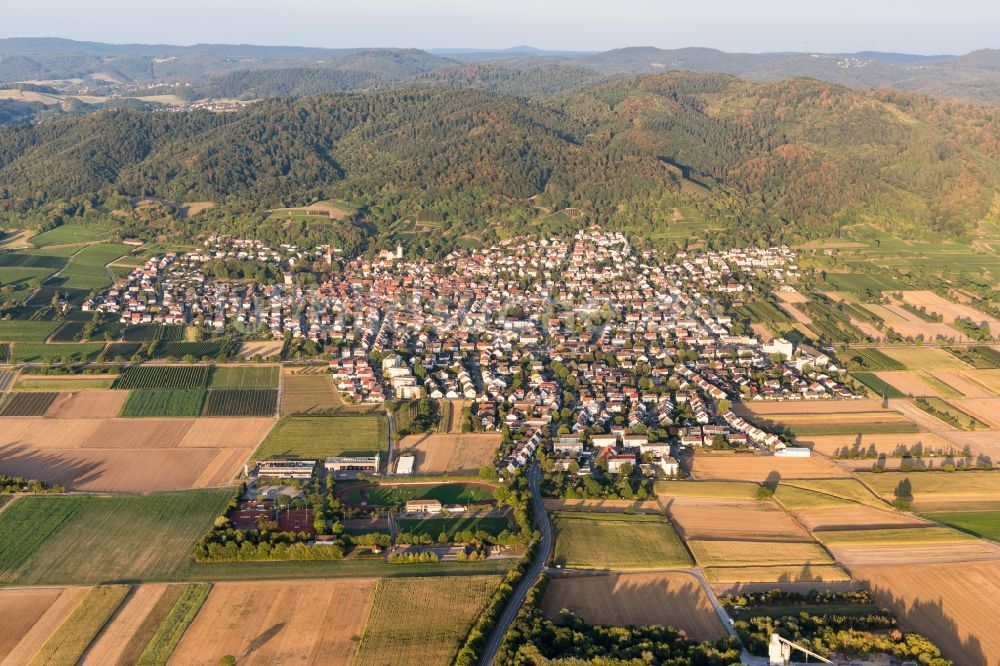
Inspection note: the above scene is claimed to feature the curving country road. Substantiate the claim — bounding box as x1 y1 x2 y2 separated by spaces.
478 462 553 666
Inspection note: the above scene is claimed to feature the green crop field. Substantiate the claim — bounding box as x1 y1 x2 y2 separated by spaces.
821 273 905 292
10 342 105 362
251 415 388 460
852 372 906 399
119 389 207 417
202 388 278 416
396 516 511 539
28 584 130 666
113 365 210 389
13 376 117 391
353 576 499 666
552 512 692 569
923 510 1000 541
343 482 496 506
30 224 110 247
844 348 906 371
208 365 279 388
0 319 60 341
56 243 131 290
0 490 232 585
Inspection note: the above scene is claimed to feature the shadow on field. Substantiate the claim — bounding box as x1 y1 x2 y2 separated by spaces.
242 622 286 659
0 442 104 489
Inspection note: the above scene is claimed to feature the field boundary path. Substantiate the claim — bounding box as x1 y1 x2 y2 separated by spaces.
479 463 552 666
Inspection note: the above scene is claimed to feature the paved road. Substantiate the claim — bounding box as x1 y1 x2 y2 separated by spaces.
478 463 553 666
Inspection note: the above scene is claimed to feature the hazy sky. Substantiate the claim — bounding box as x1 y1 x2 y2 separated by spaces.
3 0 998 54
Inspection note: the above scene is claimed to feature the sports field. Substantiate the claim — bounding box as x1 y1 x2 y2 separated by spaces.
552 512 692 569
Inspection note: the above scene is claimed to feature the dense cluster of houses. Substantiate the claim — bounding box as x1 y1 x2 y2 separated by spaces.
84 227 857 479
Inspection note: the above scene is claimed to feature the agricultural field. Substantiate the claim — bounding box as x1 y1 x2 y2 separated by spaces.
736 399 887 416
914 396 988 430
0 587 88 664
899 291 1000 334
133 583 210 666
874 371 959 398
353 576 499 666
112 365 209 390
280 369 343 415
28 584 130 666
542 499 661 513
881 346 972 371
102 342 143 360
944 345 1000 369
667 497 810 542
654 480 760 499
396 515 511 539
540 573 727 642
685 539 834 568
238 340 284 360
929 371 995 397
344 482 496 507
9 342 105 362
79 583 183 666
43 390 130 418
853 561 1000 666
820 273 904 292
792 505 930 532
703 564 850 584
171 580 374 666
30 224 109 247
252 415 388 460
852 372 906 398
551 512 692 569
842 347 906 371
752 408 919 436
119 389 207 417
872 302 959 340
773 478 886 508
395 433 502 474
48 321 86 342
856 471 1000 508
0 490 233 585
202 388 278 416
207 365 279 388
815 526 975 545
0 320 60 341
0 391 57 416
690 455 850 482
923 510 1000 542
56 243 130 290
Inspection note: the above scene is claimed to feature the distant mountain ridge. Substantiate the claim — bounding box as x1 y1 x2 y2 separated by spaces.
1 38 999 103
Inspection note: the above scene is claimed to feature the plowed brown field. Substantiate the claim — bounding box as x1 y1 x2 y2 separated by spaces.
1 586 88 666
170 579 376 666
855 560 1000 666
540 573 726 642
396 433 500 474
44 391 129 418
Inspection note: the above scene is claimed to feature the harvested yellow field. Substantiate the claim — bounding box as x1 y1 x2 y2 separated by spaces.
691 455 850 482
238 340 283 359
858 302 906 324
751 323 774 342
542 499 661 514
829 540 1000 567
178 418 275 448
960 369 1000 395
44 391 129 418
877 303 958 340
737 399 886 416
759 410 912 426
943 398 1000 429
854 560 1000 666
171 579 376 666
540 573 727 642
900 291 1000 334
801 432 960 459
667 497 810 542
876 371 953 398
80 584 169 666
687 539 833 567
882 347 971 371
396 433 501 474
932 371 994 398
0 587 79 663
775 290 809 304
792 505 930 532
778 302 812 325
704 564 850 584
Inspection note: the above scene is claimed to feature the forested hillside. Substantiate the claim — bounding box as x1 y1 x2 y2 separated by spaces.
1 73 999 254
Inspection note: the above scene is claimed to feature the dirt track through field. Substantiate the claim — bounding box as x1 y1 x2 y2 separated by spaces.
169 579 376 666
855 560 1000 666
1 586 88 666
541 574 726 642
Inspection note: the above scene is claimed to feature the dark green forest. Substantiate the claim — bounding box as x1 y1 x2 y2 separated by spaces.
2 72 1000 255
